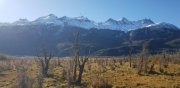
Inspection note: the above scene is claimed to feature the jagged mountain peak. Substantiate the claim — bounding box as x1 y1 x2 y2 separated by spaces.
33 14 62 24
0 14 178 32
48 14 57 17
105 18 117 22
15 18 29 23
75 16 88 20
13 18 30 25
59 16 71 21
35 14 58 21
119 17 129 23
45 14 58 19
139 18 154 24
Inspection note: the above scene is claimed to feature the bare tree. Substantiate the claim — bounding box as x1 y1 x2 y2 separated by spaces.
72 31 80 82
36 74 43 88
138 41 148 75
76 56 88 84
129 47 133 68
67 59 73 88
149 55 158 73
67 31 91 86
128 40 133 68
35 46 53 77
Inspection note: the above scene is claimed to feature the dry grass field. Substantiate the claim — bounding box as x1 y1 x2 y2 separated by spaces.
0 53 180 88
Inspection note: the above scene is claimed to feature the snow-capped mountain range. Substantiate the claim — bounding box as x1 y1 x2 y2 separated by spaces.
0 14 178 32
0 14 179 56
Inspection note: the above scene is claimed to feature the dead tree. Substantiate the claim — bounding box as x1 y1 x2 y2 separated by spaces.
67 59 73 88
129 47 133 68
72 31 80 82
35 47 53 77
76 56 88 84
36 74 43 88
128 40 133 68
159 49 169 74
149 55 158 73
67 31 91 85
138 42 148 75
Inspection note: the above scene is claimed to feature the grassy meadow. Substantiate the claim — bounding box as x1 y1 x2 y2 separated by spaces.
0 52 180 88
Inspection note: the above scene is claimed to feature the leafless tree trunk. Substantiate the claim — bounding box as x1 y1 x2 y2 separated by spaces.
35 46 53 77
72 31 80 83
67 59 72 88
129 48 133 68
138 42 148 75
128 39 133 68
67 31 91 85
149 55 158 73
76 57 88 84
36 75 43 88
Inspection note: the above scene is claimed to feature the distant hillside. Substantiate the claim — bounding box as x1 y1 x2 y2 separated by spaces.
0 15 179 56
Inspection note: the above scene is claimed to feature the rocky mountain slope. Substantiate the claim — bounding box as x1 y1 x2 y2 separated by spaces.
0 14 179 56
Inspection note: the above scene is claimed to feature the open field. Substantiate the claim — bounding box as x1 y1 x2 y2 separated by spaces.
0 0 180 88
0 53 180 88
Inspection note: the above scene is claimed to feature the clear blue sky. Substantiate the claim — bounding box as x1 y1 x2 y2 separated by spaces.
0 0 179 27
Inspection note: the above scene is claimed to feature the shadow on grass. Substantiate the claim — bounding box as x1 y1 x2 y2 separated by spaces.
148 70 160 75
148 70 177 76
0 73 8 77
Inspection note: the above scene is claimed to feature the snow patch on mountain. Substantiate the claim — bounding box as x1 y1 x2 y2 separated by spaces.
59 16 97 29
13 19 30 25
145 22 179 30
96 18 154 31
33 14 64 25
0 14 178 32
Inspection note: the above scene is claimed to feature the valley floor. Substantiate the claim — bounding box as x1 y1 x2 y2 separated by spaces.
0 55 180 88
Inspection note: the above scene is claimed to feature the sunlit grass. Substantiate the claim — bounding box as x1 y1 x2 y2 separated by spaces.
0 55 180 88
